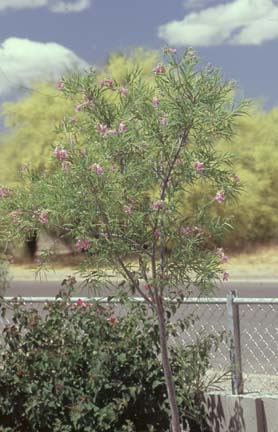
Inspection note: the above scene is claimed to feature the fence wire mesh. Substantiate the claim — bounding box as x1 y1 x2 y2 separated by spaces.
0 296 277 380
239 303 278 375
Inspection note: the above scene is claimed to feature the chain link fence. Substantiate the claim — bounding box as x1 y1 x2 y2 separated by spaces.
1 294 278 394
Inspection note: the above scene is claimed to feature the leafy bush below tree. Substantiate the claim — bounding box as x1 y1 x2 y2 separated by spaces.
0 292 221 431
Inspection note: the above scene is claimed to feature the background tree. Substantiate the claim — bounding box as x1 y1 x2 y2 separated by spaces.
0 48 247 431
0 48 158 186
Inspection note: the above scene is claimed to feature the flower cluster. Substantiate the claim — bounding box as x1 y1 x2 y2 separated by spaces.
9 210 22 225
195 161 204 172
164 47 177 54
124 205 132 214
32 210 49 224
180 226 203 237
75 238 91 251
96 123 108 137
152 96 160 107
96 122 127 137
215 190 225 203
56 80 64 90
75 96 93 113
53 147 68 161
90 163 104 175
119 87 128 96
152 64 166 74
100 78 114 88
151 200 165 211
0 186 10 198
119 121 128 133
217 247 229 263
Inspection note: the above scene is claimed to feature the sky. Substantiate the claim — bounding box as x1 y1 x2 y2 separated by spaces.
0 0 278 109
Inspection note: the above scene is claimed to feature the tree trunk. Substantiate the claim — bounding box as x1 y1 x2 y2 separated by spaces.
156 297 182 432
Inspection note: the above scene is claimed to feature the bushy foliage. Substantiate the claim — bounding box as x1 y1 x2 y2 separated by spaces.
0 293 219 431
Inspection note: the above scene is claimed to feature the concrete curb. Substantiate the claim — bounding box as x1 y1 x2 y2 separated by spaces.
203 392 278 432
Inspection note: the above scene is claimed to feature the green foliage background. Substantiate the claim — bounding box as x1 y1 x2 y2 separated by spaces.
0 48 277 250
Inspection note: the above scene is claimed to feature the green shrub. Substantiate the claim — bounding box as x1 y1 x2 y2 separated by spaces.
0 293 219 431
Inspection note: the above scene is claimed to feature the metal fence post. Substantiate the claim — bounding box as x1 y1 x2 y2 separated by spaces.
227 290 244 395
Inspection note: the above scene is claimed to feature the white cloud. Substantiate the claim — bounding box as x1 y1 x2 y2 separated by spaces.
0 37 89 96
158 0 278 46
0 0 91 13
50 0 90 13
0 0 46 10
183 0 219 10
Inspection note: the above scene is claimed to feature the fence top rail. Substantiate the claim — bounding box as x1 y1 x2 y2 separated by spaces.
2 296 278 304
2 296 227 304
233 297 278 304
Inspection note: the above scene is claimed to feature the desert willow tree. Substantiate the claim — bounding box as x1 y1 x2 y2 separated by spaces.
0 48 247 431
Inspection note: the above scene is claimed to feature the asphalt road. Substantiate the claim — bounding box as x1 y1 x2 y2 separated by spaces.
5 279 278 298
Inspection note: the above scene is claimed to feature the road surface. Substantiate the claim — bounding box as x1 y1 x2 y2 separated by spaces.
5 279 278 298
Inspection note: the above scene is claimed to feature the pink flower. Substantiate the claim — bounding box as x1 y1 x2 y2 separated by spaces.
159 117 168 126
215 191 225 203
165 47 177 54
217 247 229 263
9 210 22 225
96 123 108 137
75 97 92 113
0 186 10 198
152 64 166 74
181 226 192 236
223 271 229 281
119 87 128 96
151 200 165 211
76 298 86 307
152 97 160 107
124 205 132 214
119 122 128 133
32 210 49 224
53 147 68 161
56 80 64 90
153 229 160 240
232 174 240 183
38 211 49 224
108 316 117 324
100 78 114 89
195 161 204 172
90 163 104 175
75 238 91 252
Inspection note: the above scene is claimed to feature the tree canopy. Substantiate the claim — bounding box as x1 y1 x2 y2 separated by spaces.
0 48 158 186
